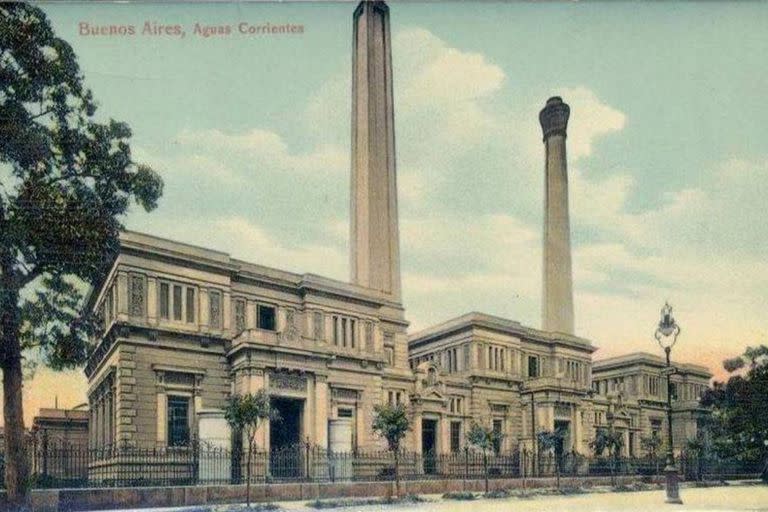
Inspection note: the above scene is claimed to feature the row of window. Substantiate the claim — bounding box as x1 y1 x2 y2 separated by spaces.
448 396 464 414
387 390 406 406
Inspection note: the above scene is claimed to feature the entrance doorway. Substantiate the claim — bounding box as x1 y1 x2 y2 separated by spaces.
554 420 571 463
270 397 303 479
422 419 438 474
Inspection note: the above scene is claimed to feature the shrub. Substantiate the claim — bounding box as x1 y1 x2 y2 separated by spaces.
442 491 476 500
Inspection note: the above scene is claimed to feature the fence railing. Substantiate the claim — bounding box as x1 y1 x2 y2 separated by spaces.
1 440 763 490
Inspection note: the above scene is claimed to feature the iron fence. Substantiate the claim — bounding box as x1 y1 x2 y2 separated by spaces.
1 439 763 490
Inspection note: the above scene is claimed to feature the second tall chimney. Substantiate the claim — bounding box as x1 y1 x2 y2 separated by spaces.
539 96 574 335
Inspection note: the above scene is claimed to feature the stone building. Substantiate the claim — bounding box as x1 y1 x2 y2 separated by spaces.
84 231 410 452
31 408 89 449
83 0 711 468
408 313 595 458
591 353 712 456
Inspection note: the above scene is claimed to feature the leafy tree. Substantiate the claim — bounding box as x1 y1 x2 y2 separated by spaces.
372 403 410 498
224 391 279 507
700 345 768 482
640 434 663 474
537 429 565 489
590 428 624 485
466 421 504 493
0 4 162 505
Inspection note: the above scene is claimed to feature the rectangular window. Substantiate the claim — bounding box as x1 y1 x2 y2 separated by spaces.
333 316 339 345
159 283 170 319
528 356 539 378
186 288 195 323
450 422 461 453
338 408 354 418
385 347 394 366
258 305 276 331
492 419 503 454
167 396 190 447
172 285 182 321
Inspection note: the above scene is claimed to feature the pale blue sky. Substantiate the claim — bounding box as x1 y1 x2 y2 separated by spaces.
19 1 768 419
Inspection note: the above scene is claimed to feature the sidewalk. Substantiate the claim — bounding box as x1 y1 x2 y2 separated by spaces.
96 482 768 512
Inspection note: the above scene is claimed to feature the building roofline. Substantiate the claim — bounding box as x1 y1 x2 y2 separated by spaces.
408 311 596 352
593 351 712 377
86 230 405 312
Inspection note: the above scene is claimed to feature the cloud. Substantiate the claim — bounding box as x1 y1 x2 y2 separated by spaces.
555 87 626 160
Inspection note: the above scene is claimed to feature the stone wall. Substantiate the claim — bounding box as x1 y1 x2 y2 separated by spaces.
5 475 665 512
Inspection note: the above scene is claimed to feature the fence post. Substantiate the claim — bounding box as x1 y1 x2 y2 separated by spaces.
305 439 311 481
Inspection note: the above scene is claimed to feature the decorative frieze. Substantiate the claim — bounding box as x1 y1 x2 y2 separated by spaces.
268 370 307 391
129 275 145 318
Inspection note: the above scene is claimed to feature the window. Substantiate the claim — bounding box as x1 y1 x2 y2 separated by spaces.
172 285 182 321
186 288 195 323
385 347 394 366
258 305 276 331
450 422 462 453
167 396 190 447
528 356 539 378
209 290 222 328
338 408 354 418
650 418 662 438
449 397 463 414
492 419 503 454
159 283 170 319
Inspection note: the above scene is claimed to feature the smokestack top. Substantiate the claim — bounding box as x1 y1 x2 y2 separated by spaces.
539 96 570 141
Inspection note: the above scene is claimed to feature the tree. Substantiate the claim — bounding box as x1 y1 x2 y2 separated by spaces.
371 403 410 498
700 344 768 482
0 4 162 506
640 434 663 475
224 391 279 507
466 421 504 493
590 428 624 485
537 429 565 489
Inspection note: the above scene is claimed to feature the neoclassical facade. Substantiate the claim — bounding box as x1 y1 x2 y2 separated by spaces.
591 353 712 456
85 231 411 453
84 1 711 464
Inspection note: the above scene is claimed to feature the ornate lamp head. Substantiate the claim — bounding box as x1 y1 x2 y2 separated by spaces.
654 301 681 350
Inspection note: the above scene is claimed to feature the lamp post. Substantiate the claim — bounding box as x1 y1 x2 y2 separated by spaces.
654 302 683 504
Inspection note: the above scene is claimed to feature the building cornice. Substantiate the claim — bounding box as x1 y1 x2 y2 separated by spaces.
408 312 596 353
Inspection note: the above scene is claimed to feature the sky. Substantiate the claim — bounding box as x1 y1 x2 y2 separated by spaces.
10 1 768 425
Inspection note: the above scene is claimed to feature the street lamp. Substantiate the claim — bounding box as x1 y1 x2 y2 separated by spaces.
654 302 683 504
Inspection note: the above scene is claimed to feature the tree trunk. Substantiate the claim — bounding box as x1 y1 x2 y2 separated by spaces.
394 449 400 499
1 283 29 509
246 438 252 508
483 452 488 494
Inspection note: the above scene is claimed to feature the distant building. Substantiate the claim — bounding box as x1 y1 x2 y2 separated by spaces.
31 408 89 448
591 353 712 455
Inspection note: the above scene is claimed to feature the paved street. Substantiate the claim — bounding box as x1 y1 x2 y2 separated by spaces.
101 484 768 512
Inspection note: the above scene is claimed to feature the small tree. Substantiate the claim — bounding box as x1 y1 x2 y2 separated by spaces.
537 429 565 489
372 403 410 498
224 391 279 507
466 421 504 493
686 436 706 481
640 434 663 475
590 428 624 485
